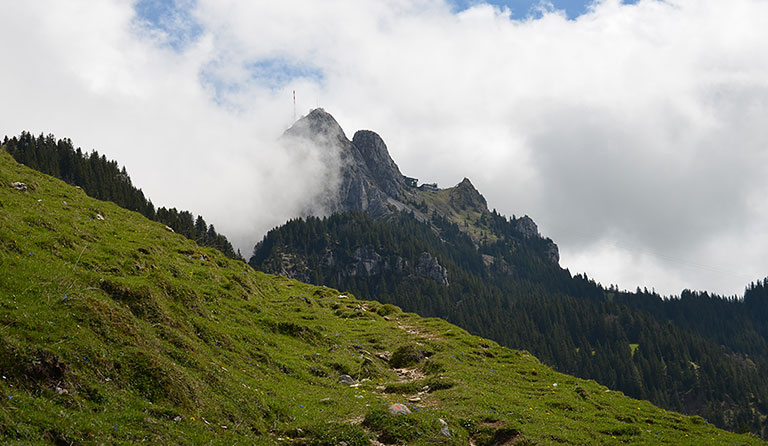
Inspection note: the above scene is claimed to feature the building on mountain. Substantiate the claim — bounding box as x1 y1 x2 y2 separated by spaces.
403 176 418 187
419 182 438 191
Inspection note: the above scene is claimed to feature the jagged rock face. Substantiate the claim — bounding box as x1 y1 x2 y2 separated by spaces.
284 108 348 144
545 241 560 264
352 130 406 198
283 109 406 219
515 215 539 239
449 178 487 211
416 252 449 286
345 246 383 277
266 242 450 285
268 252 312 284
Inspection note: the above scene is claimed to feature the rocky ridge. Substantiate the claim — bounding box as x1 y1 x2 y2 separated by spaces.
277 108 560 276
283 108 409 218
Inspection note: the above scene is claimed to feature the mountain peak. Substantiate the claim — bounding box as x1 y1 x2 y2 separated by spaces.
449 177 487 211
352 130 406 198
457 177 475 190
285 108 347 142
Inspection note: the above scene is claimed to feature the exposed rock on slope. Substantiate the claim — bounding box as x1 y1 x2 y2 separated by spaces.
448 178 487 211
416 252 449 286
283 108 409 218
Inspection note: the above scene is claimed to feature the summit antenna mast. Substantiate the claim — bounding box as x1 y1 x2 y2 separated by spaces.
293 90 296 122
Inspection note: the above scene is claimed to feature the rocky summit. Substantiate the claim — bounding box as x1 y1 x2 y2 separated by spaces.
282 108 558 260
283 108 409 218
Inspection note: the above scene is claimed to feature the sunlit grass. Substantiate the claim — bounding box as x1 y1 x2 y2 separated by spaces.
0 151 759 444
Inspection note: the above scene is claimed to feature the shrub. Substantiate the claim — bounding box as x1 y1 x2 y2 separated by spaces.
389 345 425 368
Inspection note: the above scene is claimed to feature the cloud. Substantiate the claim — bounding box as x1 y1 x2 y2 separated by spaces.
1 0 766 295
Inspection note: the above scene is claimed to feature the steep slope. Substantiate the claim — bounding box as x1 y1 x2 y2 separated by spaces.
254 111 768 436
0 151 758 444
1 132 243 260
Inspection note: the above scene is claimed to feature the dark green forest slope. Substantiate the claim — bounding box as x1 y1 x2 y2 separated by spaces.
2 132 242 260
250 211 768 437
2 149 758 444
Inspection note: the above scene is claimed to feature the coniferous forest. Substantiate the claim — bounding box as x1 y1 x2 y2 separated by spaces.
2 132 242 260
251 211 768 437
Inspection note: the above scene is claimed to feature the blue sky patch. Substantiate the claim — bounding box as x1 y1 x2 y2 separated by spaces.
246 58 325 90
199 58 325 106
134 0 202 50
448 0 641 20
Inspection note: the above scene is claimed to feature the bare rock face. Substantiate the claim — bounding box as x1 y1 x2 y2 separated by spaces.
352 130 407 198
416 252 449 286
282 109 407 219
448 178 487 211
515 215 539 239
544 240 560 264
345 246 383 277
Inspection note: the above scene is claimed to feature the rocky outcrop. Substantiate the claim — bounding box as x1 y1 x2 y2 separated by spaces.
448 178 487 211
352 130 407 198
345 245 383 277
282 109 408 218
514 215 539 239
268 252 312 284
416 252 449 286
544 240 560 264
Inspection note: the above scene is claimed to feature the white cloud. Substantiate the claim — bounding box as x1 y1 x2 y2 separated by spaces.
1 0 766 295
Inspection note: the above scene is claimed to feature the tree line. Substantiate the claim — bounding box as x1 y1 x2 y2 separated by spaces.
251 211 768 437
2 132 242 260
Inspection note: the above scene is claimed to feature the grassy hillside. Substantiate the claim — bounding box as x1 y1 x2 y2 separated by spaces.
0 150 759 445
400 185 496 245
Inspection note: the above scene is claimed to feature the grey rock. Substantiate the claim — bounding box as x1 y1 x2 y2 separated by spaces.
387 403 411 415
352 130 407 198
545 240 560 264
448 178 487 211
416 252 449 286
338 374 356 385
282 109 409 219
346 245 383 277
515 215 539 238
440 426 452 437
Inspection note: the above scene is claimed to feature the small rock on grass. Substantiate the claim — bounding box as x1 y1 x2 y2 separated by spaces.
339 374 356 385
387 403 411 415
